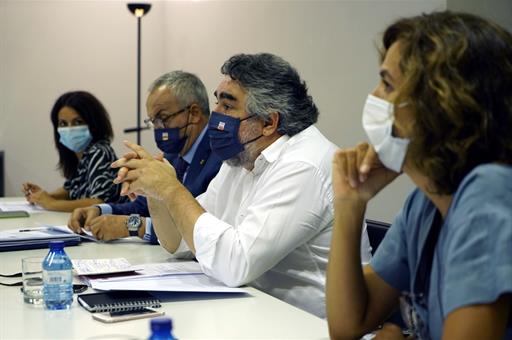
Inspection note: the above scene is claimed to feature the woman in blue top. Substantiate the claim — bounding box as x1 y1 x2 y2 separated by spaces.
327 12 512 339
22 91 123 212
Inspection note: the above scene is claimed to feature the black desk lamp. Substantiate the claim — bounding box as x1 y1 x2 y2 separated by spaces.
125 3 152 145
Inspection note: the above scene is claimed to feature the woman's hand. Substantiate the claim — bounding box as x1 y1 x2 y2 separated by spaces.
26 189 54 209
332 142 400 203
374 323 408 340
21 182 42 201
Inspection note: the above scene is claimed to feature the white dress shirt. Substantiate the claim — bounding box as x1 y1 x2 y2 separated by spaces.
174 125 371 318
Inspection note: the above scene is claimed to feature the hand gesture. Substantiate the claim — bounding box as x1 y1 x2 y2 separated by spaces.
111 141 178 201
25 188 54 209
332 143 399 203
21 182 42 202
68 206 101 234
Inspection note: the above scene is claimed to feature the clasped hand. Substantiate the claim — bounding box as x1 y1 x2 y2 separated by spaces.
332 142 400 203
111 140 178 201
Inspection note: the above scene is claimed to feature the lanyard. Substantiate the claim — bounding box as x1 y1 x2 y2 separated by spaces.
414 210 443 305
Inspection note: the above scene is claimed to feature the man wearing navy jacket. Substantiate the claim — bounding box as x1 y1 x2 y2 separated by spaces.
68 71 221 243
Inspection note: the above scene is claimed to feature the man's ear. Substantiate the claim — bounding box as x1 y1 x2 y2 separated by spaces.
262 112 280 136
187 103 202 123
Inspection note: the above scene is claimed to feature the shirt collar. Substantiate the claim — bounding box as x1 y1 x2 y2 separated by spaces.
182 126 207 164
252 134 290 174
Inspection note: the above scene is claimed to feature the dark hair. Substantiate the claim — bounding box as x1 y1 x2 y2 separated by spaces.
221 53 318 136
50 91 114 179
382 11 512 194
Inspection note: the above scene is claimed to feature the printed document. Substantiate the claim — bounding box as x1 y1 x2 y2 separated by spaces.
91 273 246 293
84 260 243 293
0 201 46 213
72 258 142 276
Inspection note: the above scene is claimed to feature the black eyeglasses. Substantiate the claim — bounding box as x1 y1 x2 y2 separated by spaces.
144 105 191 129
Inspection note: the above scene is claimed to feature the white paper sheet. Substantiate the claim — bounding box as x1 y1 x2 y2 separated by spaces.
91 273 246 293
0 201 46 213
84 261 203 283
42 224 98 242
0 226 74 241
72 258 141 276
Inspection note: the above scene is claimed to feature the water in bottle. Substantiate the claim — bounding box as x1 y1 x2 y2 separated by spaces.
42 241 73 310
148 317 177 340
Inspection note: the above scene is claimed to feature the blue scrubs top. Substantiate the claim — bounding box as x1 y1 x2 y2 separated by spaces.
371 164 512 339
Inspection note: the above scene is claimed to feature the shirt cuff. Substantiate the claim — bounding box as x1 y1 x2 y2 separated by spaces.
143 218 153 242
193 212 232 272
96 203 112 215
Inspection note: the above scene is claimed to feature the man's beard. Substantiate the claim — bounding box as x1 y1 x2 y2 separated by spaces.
225 147 255 167
225 122 261 168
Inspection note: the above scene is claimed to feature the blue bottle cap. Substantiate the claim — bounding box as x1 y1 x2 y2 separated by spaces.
48 240 64 249
151 317 173 332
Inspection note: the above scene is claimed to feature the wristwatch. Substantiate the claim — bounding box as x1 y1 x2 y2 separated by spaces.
126 214 142 237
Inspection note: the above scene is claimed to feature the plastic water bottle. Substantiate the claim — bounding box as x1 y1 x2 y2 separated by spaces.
42 241 73 310
148 317 177 340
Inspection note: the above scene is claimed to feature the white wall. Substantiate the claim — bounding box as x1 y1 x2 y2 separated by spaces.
447 0 512 33
0 0 166 194
0 0 446 223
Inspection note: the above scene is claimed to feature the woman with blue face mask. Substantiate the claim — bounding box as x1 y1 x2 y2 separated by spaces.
21 91 123 212
327 12 512 340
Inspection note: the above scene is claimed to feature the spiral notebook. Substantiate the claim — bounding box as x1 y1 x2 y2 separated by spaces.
77 291 161 313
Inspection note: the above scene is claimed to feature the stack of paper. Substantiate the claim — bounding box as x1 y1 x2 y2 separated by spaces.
72 258 141 276
43 225 98 242
0 226 81 251
85 260 246 294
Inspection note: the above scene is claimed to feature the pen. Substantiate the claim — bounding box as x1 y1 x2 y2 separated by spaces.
18 228 38 232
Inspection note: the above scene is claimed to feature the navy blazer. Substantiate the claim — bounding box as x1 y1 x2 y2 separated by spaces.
108 130 222 243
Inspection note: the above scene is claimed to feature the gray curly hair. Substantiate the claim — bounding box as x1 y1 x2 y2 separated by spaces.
221 53 318 136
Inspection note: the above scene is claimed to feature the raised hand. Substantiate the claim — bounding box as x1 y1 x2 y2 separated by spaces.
332 142 399 203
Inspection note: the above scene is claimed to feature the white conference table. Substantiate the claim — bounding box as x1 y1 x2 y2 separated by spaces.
0 198 329 340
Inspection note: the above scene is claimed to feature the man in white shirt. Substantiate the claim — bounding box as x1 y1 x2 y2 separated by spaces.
112 53 371 318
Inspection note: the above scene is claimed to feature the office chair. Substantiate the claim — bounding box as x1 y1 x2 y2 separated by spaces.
365 218 391 256
365 218 407 330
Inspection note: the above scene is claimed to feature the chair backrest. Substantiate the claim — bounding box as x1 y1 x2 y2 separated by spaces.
365 218 391 256
365 218 406 328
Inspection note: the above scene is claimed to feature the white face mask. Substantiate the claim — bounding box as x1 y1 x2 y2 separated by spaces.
362 94 410 172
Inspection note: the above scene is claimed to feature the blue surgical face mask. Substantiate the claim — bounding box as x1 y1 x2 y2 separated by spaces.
57 125 93 153
208 111 261 161
154 110 193 154
154 127 188 154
